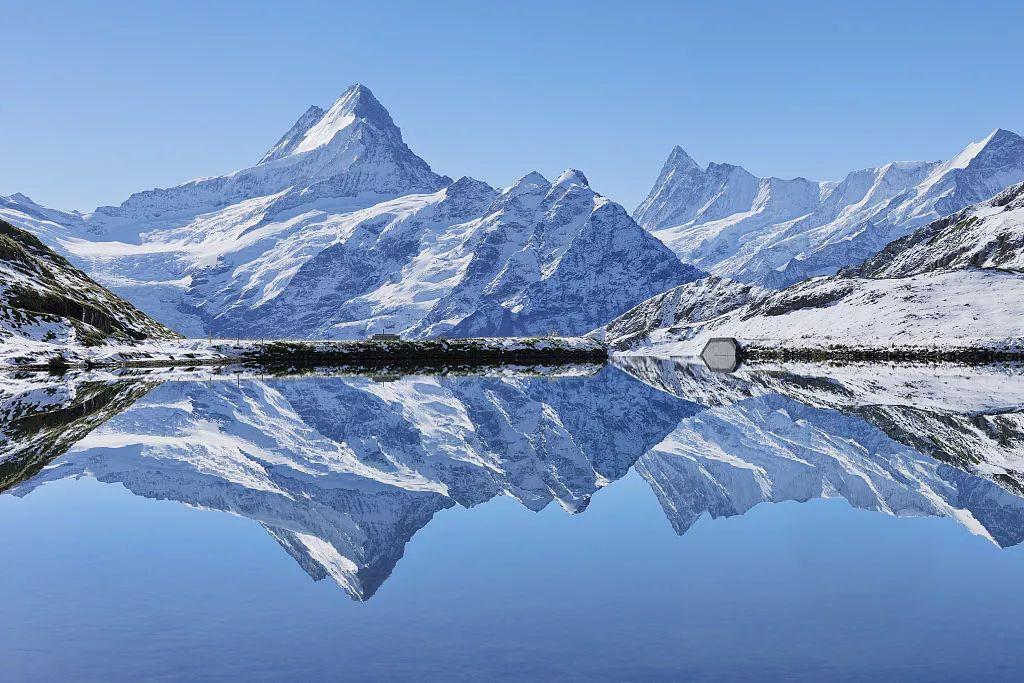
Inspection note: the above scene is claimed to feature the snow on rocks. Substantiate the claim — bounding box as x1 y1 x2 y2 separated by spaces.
603 182 1024 359
1 86 698 341
636 129 1024 288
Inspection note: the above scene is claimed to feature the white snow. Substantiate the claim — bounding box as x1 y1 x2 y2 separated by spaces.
636 128 1024 288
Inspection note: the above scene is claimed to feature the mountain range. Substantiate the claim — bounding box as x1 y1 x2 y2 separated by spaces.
0 84 698 340
634 128 1024 288
602 181 1024 357
1 82 1020 356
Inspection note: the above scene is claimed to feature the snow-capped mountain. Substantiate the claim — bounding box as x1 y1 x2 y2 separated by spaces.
603 181 1024 357
0 85 698 339
849 179 1024 277
211 169 699 339
90 84 450 229
0 217 175 362
636 128 1024 288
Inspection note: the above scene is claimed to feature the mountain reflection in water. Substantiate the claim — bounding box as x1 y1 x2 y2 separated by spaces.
3 359 1024 600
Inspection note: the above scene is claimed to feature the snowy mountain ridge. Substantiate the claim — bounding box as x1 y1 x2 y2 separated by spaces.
603 181 1024 356
87 84 450 230
636 128 1024 288
0 84 698 339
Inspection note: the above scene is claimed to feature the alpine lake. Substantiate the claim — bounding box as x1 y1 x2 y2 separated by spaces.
3 356 1024 681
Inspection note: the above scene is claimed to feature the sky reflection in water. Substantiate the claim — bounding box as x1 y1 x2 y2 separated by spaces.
2 360 1024 681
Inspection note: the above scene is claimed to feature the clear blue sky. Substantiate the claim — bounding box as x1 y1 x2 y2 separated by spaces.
3 0 1021 211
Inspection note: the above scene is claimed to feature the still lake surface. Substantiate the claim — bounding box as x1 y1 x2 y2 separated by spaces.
2 358 1024 681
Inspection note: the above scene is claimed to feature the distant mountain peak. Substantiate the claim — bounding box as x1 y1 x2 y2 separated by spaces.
985 127 1020 143
553 168 589 188
665 145 700 172
258 83 399 165
502 171 550 198
7 192 36 205
327 83 396 129
942 127 1024 171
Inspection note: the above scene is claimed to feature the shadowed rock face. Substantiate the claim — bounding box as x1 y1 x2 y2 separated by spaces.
5 358 1024 599
0 218 176 350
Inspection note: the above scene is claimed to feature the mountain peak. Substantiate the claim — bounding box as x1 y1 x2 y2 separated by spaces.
259 105 327 164
553 168 589 189
985 127 1021 143
510 171 550 190
665 145 700 172
329 83 395 128
7 192 37 206
944 127 1024 171
258 84 398 165
913 127 1024 199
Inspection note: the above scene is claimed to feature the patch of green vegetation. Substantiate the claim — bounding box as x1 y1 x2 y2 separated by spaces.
0 218 180 343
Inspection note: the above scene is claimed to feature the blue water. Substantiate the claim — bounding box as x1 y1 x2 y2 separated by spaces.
2 361 1023 681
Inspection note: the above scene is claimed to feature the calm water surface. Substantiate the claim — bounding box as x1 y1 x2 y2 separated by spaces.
2 359 1024 681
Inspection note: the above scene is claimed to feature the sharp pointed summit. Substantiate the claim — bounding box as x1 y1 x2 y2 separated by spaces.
666 145 700 172
87 83 448 226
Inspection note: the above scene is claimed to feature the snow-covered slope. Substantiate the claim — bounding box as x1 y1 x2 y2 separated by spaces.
0 218 176 362
851 180 1024 277
209 170 698 339
0 85 698 339
636 129 1024 288
604 182 1024 357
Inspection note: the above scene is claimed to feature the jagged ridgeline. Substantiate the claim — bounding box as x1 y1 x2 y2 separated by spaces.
601 181 1024 359
0 218 178 348
634 129 1024 288
0 84 700 340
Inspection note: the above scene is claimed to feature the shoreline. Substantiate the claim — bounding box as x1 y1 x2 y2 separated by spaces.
9 336 609 373
742 344 1024 364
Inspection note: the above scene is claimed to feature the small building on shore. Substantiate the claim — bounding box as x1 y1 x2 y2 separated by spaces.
700 337 741 372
